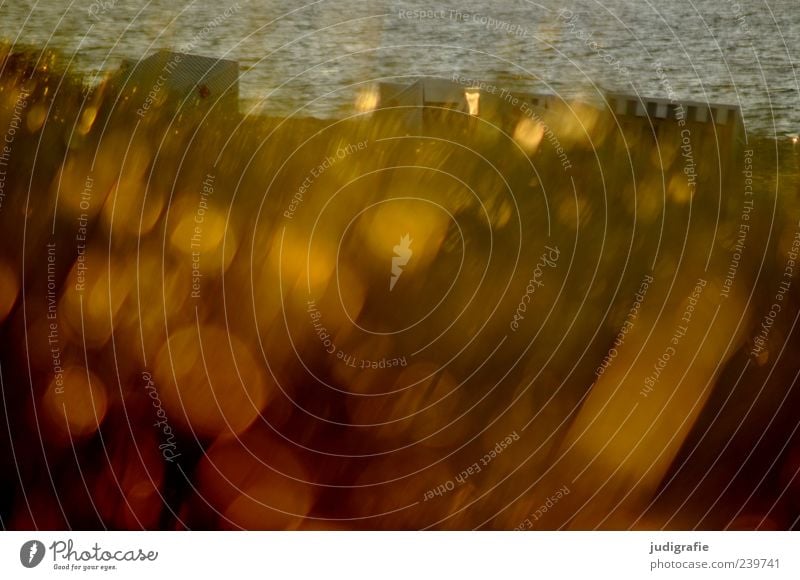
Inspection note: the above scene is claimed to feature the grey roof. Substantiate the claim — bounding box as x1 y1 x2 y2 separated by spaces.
119 50 239 105
605 91 741 125
375 78 742 128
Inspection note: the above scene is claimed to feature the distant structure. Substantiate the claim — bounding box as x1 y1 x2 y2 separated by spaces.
605 91 744 147
603 91 744 200
115 50 239 115
375 77 742 135
606 92 741 128
378 78 588 116
374 77 560 133
377 79 466 133
372 77 745 207
377 77 560 130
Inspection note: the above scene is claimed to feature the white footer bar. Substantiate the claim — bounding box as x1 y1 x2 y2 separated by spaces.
2 531 797 579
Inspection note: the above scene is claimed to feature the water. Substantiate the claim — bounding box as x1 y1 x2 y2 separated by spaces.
1 0 798 136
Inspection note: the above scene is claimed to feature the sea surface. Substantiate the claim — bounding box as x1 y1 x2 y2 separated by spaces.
1 0 798 136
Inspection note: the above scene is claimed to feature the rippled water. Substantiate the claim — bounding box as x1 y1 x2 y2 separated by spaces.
2 0 798 135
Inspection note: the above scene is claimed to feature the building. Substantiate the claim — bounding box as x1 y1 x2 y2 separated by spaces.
114 50 239 115
373 77 567 135
606 92 742 131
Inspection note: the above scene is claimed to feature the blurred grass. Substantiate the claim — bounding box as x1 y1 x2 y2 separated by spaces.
0 44 799 530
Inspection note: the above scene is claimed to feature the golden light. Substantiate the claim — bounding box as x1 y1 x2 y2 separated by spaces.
197 432 315 530
360 200 448 268
355 85 380 113
168 197 239 274
0 259 18 323
78 106 98 134
43 366 109 438
26 104 46 132
465 89 480 116
101 176 164 236
513 117 545 154
153 325 271 437
668 171 694 204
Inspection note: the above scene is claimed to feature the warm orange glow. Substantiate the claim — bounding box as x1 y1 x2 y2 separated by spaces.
154 325 270 437
43 367 108 438
0 259 18 322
